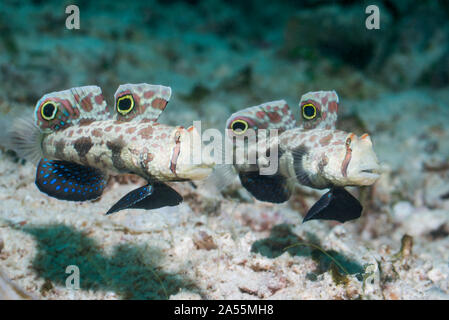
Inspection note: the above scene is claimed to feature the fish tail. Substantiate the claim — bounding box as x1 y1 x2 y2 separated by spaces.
6 116 44 163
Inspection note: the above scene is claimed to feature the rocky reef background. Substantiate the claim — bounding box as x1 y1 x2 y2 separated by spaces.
0 0 448 299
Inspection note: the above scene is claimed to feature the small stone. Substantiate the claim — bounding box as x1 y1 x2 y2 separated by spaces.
169 291 202 300
392 201 414 222
193 231 217 250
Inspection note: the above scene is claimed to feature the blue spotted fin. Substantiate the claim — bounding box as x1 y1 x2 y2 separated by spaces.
35 159 108 201
35 86 111 132
113 83 172 122
225 100 295 134
303 187 362 223
238 171 292 203
106 182 183 215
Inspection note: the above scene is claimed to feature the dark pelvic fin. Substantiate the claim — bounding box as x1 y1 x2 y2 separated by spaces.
106 182 183 215
303 187 362 223
239 171 291 203
35 158 107 201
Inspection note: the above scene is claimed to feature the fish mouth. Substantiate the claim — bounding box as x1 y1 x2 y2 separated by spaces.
358 166 382 180
179 165 213 180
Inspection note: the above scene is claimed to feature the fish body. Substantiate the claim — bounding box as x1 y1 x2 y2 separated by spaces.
222 91 381 223
41 119 209 181
10 83 213 214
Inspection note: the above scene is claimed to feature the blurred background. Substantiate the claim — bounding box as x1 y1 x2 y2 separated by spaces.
0 0 449 300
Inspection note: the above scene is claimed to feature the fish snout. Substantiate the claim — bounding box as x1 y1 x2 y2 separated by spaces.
173 126 215 180
360 133 373 147
346 133 381 185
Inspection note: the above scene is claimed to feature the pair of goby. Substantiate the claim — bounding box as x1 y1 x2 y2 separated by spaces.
8 84 381 222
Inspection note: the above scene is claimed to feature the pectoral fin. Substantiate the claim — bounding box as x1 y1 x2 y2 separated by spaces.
303 187 362 223
106 182 182 215
239 171 291 203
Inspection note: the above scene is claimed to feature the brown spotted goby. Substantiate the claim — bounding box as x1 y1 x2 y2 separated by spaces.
216 91 381 223
9 83 214 214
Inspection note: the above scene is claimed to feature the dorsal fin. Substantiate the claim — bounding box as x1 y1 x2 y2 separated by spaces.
112 83 171 122
298 91 339 130
225 100 295 134
35 86 110 132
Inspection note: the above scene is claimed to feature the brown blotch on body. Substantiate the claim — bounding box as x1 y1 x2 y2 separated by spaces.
74 137 93 158
318 155 329 175
92 129 103 137
151 98 167 110
55 140 66 159
319 134 333 146
80 95 93 112
126 127 136 134
106 138 127 171
144 91 155 99
256 111 265 119
138 126 154 139
328 101 338 113
79 119 94 126
94 94 104 105
267 112 281 123
141 151 154 170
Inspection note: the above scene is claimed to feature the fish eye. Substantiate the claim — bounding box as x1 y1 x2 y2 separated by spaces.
230 119 249 135
302 103 317 120
41 101 58 121
116 94 135 115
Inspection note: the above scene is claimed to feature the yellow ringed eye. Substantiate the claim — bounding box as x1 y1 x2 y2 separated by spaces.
302 103 317 120
116 94 135 115
41 101 58 121
230 119 249 135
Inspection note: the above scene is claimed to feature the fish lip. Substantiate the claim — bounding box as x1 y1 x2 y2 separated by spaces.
359 171 380 179
361 169 379 174
356 164 382 179
358 167 381 180
179 166 213 180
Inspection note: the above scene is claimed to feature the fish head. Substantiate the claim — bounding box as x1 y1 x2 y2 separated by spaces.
170 125 215 180
323 132 381 186
345 133 381 185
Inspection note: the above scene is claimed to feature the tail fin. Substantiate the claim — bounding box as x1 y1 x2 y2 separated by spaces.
6 117 43 164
